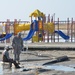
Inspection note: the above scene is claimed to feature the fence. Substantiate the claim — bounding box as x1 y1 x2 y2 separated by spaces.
0 18 75 43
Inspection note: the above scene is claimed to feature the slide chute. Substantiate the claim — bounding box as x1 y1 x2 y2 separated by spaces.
23 22 35 41
55 30 69 40
23 20 38 41
0 33 13 41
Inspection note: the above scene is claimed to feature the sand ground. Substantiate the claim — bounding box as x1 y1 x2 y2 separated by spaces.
0 50 75 75
0 18 74 75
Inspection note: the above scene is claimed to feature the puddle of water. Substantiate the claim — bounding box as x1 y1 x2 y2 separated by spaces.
0 62 37 75
44 65 75 72
0 64 3 75
0 64 23 75
0 62 75 75
21 63 75 72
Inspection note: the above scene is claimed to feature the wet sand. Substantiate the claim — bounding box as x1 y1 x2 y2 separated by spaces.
0 49 75 75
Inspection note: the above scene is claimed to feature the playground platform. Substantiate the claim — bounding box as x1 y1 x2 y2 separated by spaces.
0 42 75 50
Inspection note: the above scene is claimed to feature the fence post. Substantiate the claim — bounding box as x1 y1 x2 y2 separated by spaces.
5 19 10 43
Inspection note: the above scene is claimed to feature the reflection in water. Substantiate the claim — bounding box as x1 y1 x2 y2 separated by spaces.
0 63 75 75
44 65 75 72
0 64 14 75
0 64 3 75
0 64 22 75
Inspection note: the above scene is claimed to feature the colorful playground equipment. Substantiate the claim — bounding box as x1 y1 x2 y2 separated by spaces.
13 9 69 42
13 10 55 42
0 9 71 43
14 20 55 41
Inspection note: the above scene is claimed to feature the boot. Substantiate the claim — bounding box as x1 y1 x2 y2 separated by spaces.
13 60 21 68
17 61 20 64
15 62 21 68
9 62 12 68
15 65 21 68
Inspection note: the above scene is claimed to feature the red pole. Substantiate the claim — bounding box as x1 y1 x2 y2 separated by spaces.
67 18 69 37
74 21 75 42
48 14 50 22
58 18 59 42
6 19 10 43
47 15 49 42
14 19 17 35
44 15 46 42
71 18 73 42
51 14 55 42
43 15 46 23
48 14 50 42
31 16 32 23
51 16 54 42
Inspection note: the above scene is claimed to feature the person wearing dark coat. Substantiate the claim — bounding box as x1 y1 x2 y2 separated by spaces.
2 45 21 68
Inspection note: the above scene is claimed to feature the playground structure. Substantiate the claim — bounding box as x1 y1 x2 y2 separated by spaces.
0 9 75 43
13 9 69 42
14 18 55 42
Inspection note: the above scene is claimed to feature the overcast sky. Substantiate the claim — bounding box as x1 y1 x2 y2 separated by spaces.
0 0 74 21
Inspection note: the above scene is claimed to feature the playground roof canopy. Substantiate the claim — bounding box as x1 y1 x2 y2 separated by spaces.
29 9 45 17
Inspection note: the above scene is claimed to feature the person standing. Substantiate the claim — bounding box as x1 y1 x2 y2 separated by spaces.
12 32 23 64
2 45 21 68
